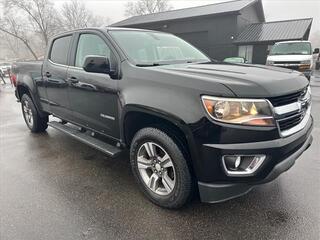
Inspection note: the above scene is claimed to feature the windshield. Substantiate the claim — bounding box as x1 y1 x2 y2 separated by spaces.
270 42 312 56
109 30 209 65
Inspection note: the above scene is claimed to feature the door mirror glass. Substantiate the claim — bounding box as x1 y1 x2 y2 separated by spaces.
83 55 111 74
314 48 319 54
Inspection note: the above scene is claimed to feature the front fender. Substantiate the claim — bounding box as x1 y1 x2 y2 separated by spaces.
120 104 201 175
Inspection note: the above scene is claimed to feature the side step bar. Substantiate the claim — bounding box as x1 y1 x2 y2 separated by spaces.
48 121 122 157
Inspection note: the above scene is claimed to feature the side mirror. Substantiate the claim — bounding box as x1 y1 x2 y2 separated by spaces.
313 48 319 54
266 49 270 55
83 55 111 74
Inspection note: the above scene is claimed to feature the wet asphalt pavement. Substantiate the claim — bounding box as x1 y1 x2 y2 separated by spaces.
0 76 319 240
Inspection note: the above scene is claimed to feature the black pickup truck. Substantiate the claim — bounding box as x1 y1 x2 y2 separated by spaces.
14 27 313 208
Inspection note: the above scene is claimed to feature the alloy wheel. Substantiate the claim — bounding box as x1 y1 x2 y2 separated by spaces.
137 142 176 196
23 100 33 128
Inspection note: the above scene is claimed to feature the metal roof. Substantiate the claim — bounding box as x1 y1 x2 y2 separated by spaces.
113 0 260 27
235 18 313 44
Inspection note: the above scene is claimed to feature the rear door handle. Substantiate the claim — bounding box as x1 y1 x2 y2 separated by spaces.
67 77 79 84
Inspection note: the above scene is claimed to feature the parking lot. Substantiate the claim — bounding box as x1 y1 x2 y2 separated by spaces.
0 74 319 240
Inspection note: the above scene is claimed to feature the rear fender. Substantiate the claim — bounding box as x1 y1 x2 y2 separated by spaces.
16 81 46 117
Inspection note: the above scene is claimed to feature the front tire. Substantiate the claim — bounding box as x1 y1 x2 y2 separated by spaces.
130 127 193 209
21 94 48 133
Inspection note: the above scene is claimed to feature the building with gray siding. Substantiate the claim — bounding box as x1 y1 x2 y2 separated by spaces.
112 0 312 64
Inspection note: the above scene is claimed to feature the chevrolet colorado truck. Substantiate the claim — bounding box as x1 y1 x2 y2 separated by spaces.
14 28 313 209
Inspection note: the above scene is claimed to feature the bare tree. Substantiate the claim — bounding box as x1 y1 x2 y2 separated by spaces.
0 0 110 60
0 16 39 59
2 30 27 59
4 0 60 46
60 0 100 30
125 0 172 17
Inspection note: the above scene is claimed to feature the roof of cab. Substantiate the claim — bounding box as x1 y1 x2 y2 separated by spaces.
50 27 161 39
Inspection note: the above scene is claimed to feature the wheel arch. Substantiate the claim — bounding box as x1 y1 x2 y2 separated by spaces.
121 105 199 170
16 83 47 117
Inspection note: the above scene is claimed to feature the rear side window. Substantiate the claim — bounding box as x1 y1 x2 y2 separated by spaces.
50 35 72 65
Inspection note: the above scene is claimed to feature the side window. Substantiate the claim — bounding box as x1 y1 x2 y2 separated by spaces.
50 35 72 65
75 34 111 68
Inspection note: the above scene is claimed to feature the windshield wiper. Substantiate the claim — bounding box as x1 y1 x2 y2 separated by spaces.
136 63 161 67
286 53 305 55
273 53 304 55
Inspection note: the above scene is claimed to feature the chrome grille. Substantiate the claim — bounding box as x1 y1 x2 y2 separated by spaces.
278 112 305 131
281 65 300 71
274 61 301 64
272 86 311 137
268 87 307 107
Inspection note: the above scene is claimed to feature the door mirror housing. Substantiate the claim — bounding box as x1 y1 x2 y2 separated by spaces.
313 48 319 54
83 55 111 74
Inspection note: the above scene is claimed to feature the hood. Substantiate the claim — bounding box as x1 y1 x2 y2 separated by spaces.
152 63 309 98
267 55 312 62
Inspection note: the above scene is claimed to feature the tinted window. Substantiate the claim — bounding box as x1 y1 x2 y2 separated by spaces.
75 34 111 68
50 35 72 65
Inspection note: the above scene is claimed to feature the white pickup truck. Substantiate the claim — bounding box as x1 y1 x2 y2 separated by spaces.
266 41 319 80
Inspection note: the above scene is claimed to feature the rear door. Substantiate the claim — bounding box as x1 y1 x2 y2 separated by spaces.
43 34 73 120
67 31 120 139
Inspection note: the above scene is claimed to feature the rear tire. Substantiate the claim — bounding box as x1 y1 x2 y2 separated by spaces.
21 94 48 133
130 127 193 209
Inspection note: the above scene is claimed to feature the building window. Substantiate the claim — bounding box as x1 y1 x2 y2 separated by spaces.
238 45 253 63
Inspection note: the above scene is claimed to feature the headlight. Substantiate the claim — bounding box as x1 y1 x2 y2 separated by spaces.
266 60 274 65
301 60 311 65
302 85 312 101
201 96 275 126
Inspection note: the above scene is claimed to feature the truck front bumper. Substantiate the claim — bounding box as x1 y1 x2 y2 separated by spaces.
197 117 313 203
274 64 312 79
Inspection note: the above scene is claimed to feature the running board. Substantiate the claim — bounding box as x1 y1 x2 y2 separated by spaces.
48 121 122 157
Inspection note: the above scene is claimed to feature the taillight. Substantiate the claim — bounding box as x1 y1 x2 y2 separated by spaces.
11 74 17 87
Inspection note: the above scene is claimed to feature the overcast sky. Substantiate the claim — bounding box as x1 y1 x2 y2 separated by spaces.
52 0 320 38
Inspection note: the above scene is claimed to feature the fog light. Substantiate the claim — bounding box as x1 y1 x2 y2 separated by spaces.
223 156 241 170
222 155 266 176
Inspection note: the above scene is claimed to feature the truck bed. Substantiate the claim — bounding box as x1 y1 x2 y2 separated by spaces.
12 60 43 76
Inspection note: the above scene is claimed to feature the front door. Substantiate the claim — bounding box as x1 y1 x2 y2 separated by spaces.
67 32 120 139
43 35 73 120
